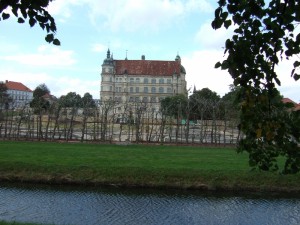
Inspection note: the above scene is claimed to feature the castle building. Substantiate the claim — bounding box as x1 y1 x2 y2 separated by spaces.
100 49 187 111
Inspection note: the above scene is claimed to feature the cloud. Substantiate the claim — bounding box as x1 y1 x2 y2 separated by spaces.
91 43 107 53
195 20 235 50
1 69 99 99
183 49 300 101
49 0 214 32
1 45 76 66
183 50 233 97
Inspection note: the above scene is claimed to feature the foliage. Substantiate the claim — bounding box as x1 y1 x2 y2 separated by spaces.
189 88 221 120
30 83 50 113
59 92 82 108
0 0 60 45
0 82 11 111
212 0 300 173
160 94 188 118
59 92 96 108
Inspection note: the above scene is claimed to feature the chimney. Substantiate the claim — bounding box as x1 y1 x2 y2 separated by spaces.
141 55 145 60
5 80 8 83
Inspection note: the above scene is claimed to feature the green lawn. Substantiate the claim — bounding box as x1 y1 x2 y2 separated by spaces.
0 221 48 225
0 141 299 192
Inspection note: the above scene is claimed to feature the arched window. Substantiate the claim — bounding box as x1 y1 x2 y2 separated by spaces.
159 87 164 93
159 78 164 84
151 87 156 93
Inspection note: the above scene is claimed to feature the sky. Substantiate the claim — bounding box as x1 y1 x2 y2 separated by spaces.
0 0 299 102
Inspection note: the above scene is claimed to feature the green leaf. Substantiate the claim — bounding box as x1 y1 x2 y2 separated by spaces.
293 61 300 68
221 60 229 70
293 73 300 81
2 13 10 20
12 6 18 17
20 7 27 19
45 34 54 43
53 39 61 46
29 18 36 27
215 62 222 68
274 77 281 86
224 20 232 29
221 12 228 20
17 18 25 23
215 8 222 18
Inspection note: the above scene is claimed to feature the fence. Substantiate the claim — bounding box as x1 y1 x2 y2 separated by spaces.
0 101 240 145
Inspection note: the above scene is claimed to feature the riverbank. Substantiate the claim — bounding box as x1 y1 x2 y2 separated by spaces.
0 141 300 193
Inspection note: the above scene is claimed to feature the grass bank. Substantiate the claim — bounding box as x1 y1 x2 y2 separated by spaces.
0 221 48 225
0 141 299 193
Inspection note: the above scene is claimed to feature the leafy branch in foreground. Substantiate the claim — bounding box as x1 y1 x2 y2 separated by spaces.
212 0 300 174
0 0 60 45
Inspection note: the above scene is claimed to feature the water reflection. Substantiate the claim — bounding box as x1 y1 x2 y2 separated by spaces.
0 183 300 225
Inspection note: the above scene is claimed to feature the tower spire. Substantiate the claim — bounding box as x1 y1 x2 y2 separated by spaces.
107 48 110 59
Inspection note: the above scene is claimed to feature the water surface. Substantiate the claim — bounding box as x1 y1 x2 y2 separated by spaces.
0 184 299 225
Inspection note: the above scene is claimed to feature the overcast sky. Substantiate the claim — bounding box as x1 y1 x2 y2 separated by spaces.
0 0 299 102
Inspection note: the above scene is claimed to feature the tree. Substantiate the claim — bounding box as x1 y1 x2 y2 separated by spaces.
212 0 300 173
189 88 221 120
0 82 11 111
0 0 60 45
160 94 188 118
30 84 51 139
30 83 50 113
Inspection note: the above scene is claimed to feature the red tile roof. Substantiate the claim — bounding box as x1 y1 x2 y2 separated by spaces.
5 81 32 92
114 60 181 76
282 98 296 105
282 98 300 111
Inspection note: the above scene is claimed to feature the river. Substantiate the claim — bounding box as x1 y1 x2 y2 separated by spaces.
0 183 300 225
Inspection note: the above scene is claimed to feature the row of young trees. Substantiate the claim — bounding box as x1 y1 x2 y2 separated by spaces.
0 84 242 145
2 83 297 149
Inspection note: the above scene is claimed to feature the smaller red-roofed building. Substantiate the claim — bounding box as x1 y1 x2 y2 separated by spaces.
4 80 33 109
282 97 300 111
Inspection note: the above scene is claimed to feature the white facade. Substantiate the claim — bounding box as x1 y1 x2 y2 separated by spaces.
4 81 33 109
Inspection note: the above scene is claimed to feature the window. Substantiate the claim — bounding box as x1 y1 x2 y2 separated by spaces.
167 79 171 84
159 87 164 93
136 78 140 83
135 97 140 102
144 78 148 84
151 97 156 103
159 78 164 84
143 97 148 102
136 87 139 93
144 87 148 93
109 77 112 82
130 87 134 93
151 87 156 93
116 78 119 82
151 78 156 84
129 97 134 102
130 78 134 83
119 78 122 83
110 86 113 91
167 88 172 93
